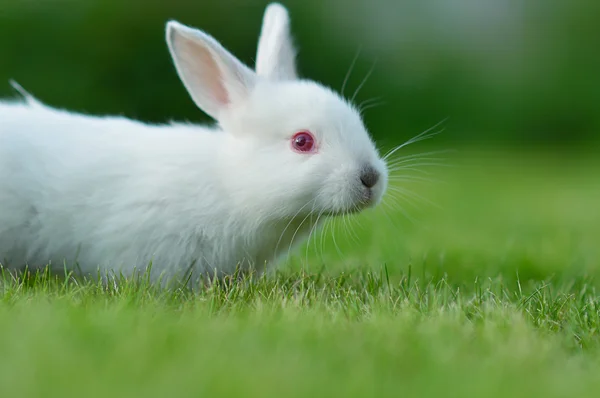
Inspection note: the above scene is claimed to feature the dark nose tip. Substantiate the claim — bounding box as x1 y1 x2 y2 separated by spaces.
360 165 380 188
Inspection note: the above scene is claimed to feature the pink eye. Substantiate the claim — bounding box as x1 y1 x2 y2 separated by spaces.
291 131 316 153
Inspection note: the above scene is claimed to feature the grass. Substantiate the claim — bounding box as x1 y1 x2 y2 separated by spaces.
1 148 600 398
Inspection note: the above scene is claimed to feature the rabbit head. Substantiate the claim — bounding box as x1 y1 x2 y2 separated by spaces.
166 3 387 221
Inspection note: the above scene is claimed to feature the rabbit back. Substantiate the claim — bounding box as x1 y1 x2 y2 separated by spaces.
0 100 267 281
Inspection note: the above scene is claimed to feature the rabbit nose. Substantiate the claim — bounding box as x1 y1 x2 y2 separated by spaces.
360 165 380 188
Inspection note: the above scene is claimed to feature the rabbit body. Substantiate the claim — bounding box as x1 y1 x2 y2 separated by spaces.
0 100 292 281
0 3 387 284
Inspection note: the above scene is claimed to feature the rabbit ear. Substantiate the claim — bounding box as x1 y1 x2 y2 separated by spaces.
166 21 256 120
255 3 298 80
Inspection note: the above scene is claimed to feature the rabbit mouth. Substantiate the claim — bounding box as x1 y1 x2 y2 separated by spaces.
324 190 377 217
326 204 370 217
355 186 380 209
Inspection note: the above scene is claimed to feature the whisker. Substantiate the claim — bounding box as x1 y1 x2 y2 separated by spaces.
388 174 446 185
383 129 445 161
351 59 378 104
387 187 426 210
388 162 452 171
387 157 449 168
273 199 315 259
386 153 452 164
388 167 434 176
387 148 457 161
383 118 449 161
341 46 362 98
286 209 316 266
304 209 326 266
359 100 387 115
319 218 328 263
379 203 403 236
388 185 441 210
350 210 364 244
343 211 360 246
358 96 382 109
330 217 344 259
386 200 418 226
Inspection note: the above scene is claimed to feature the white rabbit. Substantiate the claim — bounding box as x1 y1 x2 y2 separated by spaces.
0 3 388 285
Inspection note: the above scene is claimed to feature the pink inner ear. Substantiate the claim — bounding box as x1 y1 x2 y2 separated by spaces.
176 33 229 107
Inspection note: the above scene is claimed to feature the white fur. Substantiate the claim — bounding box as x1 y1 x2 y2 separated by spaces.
256 3 298 80
0 3 387 285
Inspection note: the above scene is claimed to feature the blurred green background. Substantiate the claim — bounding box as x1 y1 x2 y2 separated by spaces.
2 4 600 395
2 0 599 150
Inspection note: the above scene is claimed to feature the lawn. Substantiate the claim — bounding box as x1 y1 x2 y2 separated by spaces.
1 148 599 398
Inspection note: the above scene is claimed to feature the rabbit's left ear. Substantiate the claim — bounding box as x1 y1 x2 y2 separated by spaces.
166 21 256 121
255 3 298 81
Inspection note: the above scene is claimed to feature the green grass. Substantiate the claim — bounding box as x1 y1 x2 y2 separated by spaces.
1 148 600 398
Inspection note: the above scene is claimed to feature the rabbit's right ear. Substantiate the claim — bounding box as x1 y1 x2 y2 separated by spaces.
166 21 256 120
255 3 298 80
